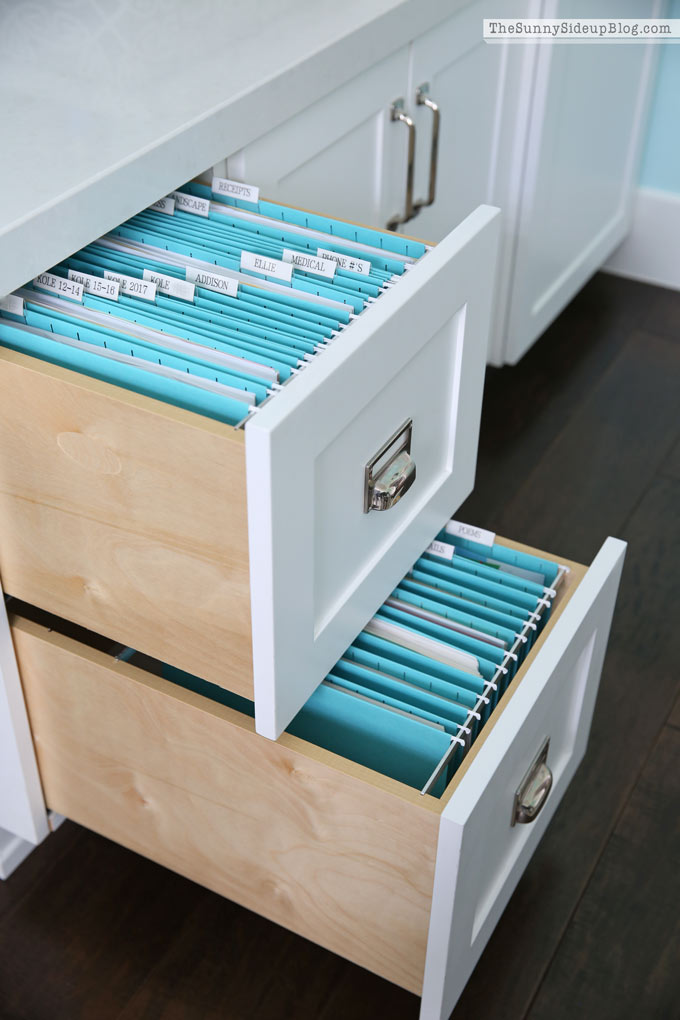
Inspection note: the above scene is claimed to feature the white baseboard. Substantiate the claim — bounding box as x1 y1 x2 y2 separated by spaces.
0 811 66 879
605 187 680 291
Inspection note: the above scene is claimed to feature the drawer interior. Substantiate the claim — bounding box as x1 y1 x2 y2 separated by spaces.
9 532 587 994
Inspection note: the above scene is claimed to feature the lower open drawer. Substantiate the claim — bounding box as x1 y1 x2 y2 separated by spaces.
11 535 625 1020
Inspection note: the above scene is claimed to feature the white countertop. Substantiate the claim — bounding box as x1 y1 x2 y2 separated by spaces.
0 0 458 295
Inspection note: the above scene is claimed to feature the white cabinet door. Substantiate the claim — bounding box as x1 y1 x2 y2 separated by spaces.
502 0 661 364
406 0 525 243
222 48 410 230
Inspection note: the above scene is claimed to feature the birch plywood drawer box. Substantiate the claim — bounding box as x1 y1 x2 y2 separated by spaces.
0 188 499 739
8 531 625 1020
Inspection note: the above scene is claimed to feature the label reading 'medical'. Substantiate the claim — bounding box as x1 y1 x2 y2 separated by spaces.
186 266 239 297
68 269 119 301
104 271 157 302
150 196 175 215
34 272 83 303
0 295 24 318
426 540 455 561
171 192 210 217
317 247 371 276
445 520 496 547
142 269 195 302
211 176 260 204
240 250 293 283
282 248 336 279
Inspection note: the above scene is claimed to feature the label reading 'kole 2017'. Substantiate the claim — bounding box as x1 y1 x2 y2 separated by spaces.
186 267 239 297
104 271 157 302
34 272 83 303
445 520 496 547
282 248 336 279
240 250 293 283
211 176 260 204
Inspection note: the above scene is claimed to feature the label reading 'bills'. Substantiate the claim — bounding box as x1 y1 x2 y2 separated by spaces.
426 540 455 561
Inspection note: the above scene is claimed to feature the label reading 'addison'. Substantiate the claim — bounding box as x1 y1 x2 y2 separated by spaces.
282 248 336 279
186 266 238 297
150 196 175 215
171 191 210 217
34 272 83 303
0 294 24 318
211 176 260 204
104 271 157 302
68 269 119 301
445 520 496 548
317 247 371 276
240 250 293 283
142 269 195 302
426 540 455 561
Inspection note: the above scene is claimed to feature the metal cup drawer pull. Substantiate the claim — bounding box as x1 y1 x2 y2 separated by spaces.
364 418 416 512
512 738 553 826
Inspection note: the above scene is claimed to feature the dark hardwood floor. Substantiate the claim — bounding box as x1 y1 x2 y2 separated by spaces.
1 272 679 1020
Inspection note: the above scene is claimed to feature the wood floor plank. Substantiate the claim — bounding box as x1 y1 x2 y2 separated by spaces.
661 432 680 482
640 278 680 343
668 690 680 731
525 722 680 1020
0 828 205 1020
461 273 642 525
450 474 680 1020
485 331 680 564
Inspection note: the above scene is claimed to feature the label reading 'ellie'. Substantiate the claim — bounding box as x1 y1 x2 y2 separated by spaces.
426 540 455 561
240 250 293 283
186 267 239 297
317 247 371 276
282 248 336 279
445 520 496 548
171 192 210 217
211 176 260 204
34 272 83 303
142 269 195 302
150 196 175 215
104 271 157 302
68 269 119 301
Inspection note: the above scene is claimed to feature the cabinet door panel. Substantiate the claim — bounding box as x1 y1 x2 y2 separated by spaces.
504 0 660 364
223 48 409 229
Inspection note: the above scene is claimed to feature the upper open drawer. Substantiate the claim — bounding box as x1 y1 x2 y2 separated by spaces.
0 188 500 738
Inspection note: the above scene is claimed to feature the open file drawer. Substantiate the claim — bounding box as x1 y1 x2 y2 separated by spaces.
0 199 499 738
9 534 625 1020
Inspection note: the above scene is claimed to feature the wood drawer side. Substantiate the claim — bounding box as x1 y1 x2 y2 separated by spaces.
13 615 440 994
0 349 253 697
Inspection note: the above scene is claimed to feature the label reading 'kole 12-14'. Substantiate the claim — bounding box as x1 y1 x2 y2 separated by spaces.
34 272 83 303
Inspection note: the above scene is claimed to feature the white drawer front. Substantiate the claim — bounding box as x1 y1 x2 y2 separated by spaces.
420 537 626 1020
246 206 501 738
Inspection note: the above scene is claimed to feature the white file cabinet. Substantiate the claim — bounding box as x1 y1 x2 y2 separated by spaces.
0 3 630 1018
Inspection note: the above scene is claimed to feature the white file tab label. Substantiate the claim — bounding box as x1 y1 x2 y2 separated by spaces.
240 250 293 283
104 271 157 302
317 247 372 276
150 196 175 215
282 248 336 279
68 270 119 301
34 272 83 303
446 520 496 547
0 295 24 317
143 270 195 302
186 267 239 297
426 540 455 561
171 192 210 217
212 176 260 204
